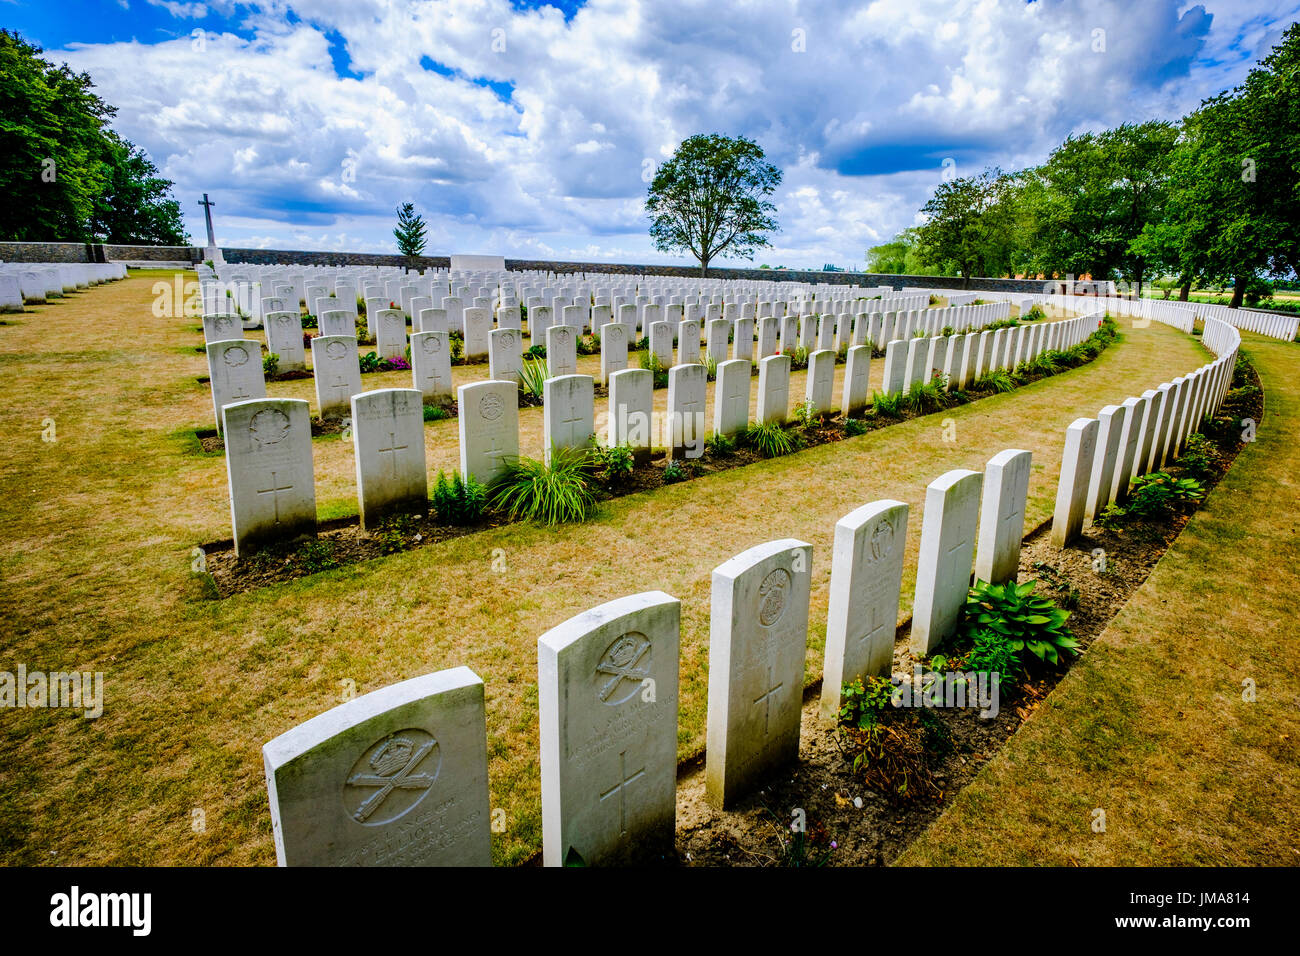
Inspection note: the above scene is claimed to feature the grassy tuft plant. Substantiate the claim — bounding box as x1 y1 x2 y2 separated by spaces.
518 356 550 401
742 420 797 458
423 403 449 422
870 389 903 419
490 446 598 525
262 351 280 376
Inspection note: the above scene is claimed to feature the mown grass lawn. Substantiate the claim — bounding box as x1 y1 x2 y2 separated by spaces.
900 331 1300 866
0 273 1207 865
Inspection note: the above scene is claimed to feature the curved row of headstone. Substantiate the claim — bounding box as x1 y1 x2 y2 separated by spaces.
1049 308 1242 548
0 261 126 310
262 444 1037 866
217 309 1099 555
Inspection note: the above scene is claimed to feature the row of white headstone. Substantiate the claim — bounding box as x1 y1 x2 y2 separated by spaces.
218 309 1099 555
1049 313 1242 548
0 261 126 311
262 442 1037 867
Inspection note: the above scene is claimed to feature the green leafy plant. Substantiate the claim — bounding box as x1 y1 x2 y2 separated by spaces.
1125 472 1204 518
792 399 818 428
262 351 280 376
490 446 598 525
963 628 1024 685
423 403 449 422
705 432 736 456
525 343 547 359
518 356 550 401
358 351 382 373
1177 434 1218 480
843 417 869 437
903 380 947 415
959 578 1079 667
431 470 487 525
448 330 465 364
702 351 719 381
971 369 1015 394
591 440 635 485
870 389 903 418
742 420 797 457
662 458 689 483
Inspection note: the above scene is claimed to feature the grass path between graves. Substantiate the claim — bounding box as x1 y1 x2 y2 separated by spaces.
900 331 1300 866
0 272 1210 866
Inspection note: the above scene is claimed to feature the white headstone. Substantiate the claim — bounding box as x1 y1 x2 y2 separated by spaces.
805 349 835 416
667 363 706 459
488 327 523 384
543 374 595 464
546 324 578 378
223 398 317 557
538 592 680 867
458 380 519 486
756 354 791 424
974 449 1032 584
352 388 428 530
263 667 490 866
713 359 751 437
705 538 812 808
820 500 908 719
265 311 306 371
911 469 983 655
312 335 363 419
374 309 408 361
207 339 267 432
609 368 652 462
1050 417 1099 548
600 321 628 385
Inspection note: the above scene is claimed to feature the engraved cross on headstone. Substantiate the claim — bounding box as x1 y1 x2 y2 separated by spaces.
753 661 784 736
377 430 408 479
599 750 646 837
256 471 293 524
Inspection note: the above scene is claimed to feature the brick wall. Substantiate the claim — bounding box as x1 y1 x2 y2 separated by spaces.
0 241 94 263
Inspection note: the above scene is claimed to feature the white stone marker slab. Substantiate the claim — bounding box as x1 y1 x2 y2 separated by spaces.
1085 403 1127 520
312 335 363 419
538 591 680 867
1110 396 1146 505
1145 383 1175 472
264 310 306 370
352 388 427 530
410 331 453 406
373 309 407 361
319 309 354 337
207 339 267 431
678 320 701 365
714 359 751 437
530 304 553 341
442 296 465 334
458 380 519 486
223 398 317 558
599 321 628 385
911 469 983 655
734 317 755 363
805 349 835 416
546 324 578 378
841 345 871 416
543 374 595 464
705 538 813 808
756 316 778 357
463 307 492 362
756 353 791 424
820 500 908 719
1050 417 1100 548
667 363 706 459
488 328 523 384
609 368 653 462
263 666 490 866
648 321 673 369
203 311 243 343
974 449 1032 585
902 336 928 391
706 318 729 362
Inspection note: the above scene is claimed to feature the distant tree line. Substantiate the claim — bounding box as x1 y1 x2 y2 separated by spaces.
0 30 188 245
868 23 1300 308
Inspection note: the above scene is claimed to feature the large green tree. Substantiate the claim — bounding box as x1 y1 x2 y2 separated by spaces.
1023 121 1179 293
0 30 187 244
646 133 781 276
914 169 1019 283
1154 23 1300 307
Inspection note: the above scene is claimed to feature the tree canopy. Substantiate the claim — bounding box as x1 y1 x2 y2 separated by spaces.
393 202 428 265
897 23 1300 305
646 133 781 276
0 30 187 245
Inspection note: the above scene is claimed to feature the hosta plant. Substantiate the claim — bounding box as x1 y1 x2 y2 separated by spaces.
959 578 1079 666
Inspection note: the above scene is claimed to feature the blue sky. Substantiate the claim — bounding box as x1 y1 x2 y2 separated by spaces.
6 0 1299 266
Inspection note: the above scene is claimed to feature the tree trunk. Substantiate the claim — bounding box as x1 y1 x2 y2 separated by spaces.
1178 278 1191 301
1134 265 1144 300
1229 275 1247 309
699 255 709 278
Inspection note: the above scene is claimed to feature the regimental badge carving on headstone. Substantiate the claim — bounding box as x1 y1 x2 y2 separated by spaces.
325 340 347 360
501 331 516 348
224 345 249 367
276 314 293 328
757 568 790 627
595 632 651 706
386 313 402 330
249 408 291 445
215 315 236 335
869 515 895 562
343 729 441 826
422 336 441 354
479 393 503 422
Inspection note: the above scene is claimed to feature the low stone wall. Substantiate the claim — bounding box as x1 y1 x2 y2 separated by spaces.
0 241 95 263
222 248 451 269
